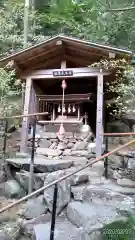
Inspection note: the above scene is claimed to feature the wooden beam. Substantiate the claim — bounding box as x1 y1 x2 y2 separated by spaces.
37 93 91 102
19 46 62 64
20 77 32 153
67 46 108 58
65 55 93 66
96 72 104 157
38 119 83 124
20 49 62 70
21 55 62 77
23 67 110 79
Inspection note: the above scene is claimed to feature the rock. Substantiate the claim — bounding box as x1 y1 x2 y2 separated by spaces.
44 170 71 214
19 195 48 220
66 201 118 234
0 170 6 183
64 132 73 139
87 142 96 153
62 138 69 144
39 139 51 148
21 213 52 236
40 132 57 139
127 158 135 169
117 178 135 188
35 134 41 139
87 143 105 154
121 168 135 181
36 173 48 182
16 152 30 158
121 112 135 126
0 231 10 240
33 223 59 240
63 149 71 156
71 172 89 186
101 216 135 240
108 120 130 133
50 139 58 143
57 134 65 142
74 132 89 141
4 180 26 198
15 171 43 192
108 154 124 169
89 230 101 240
0 222 20 239
62 156 88 166
117 150 132 157
57 142 66 150
32 217 90 240
36 148 62 157
68 138 76 143
70 150 89 158
113 170 122 180
100 181 135 195
84 132 93 142
67 142 74 149
71 185 86 201
6 158 73 173
72 141 88 151
83 184 135 212
92 161 104 177
35 124 44 135
128 151 135 158
49 142 57 149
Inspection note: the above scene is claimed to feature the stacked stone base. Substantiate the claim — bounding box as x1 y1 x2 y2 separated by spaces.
1 124 135 239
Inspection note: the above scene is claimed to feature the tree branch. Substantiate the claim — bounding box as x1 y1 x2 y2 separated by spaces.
107 6 135 12
106 0 111 9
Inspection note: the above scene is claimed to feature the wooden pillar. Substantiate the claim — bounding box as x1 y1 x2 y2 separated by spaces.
96 72 103 157
20 77 32 153
61 60 66 69
52 104 55 120
21 82 26 114
31 84 37 114
30 83 37 125
77 105 80 120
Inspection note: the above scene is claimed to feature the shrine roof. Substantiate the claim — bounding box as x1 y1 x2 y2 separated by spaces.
0 35 132 75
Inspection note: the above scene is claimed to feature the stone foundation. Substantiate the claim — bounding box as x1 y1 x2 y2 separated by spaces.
27 124 105 159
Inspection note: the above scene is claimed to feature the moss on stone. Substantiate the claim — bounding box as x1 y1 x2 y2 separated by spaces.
101 214 135 240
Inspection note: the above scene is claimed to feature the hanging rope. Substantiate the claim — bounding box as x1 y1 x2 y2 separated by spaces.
58 80 67 136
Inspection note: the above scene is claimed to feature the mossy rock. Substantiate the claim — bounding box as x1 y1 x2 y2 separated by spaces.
101 214 135 240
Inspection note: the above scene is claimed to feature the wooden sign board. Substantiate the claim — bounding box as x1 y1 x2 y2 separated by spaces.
53 70 73 77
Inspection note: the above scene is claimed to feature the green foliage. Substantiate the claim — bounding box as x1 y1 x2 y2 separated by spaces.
102 214 135 240
1 0 135 57
0 67 21 117
90 59 135 115
36 0 135 48
0 0 135 118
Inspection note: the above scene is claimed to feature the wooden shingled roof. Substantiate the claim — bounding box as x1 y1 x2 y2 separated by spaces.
0 35 132 76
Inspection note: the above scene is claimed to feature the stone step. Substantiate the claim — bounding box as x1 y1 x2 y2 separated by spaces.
61 156 88 166
66 201 118 235
99 181 135 195
32 217 90 240
83 184 135 213
6 158 73 173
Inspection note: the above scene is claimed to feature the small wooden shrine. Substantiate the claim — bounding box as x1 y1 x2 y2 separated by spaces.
0 35 132 156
